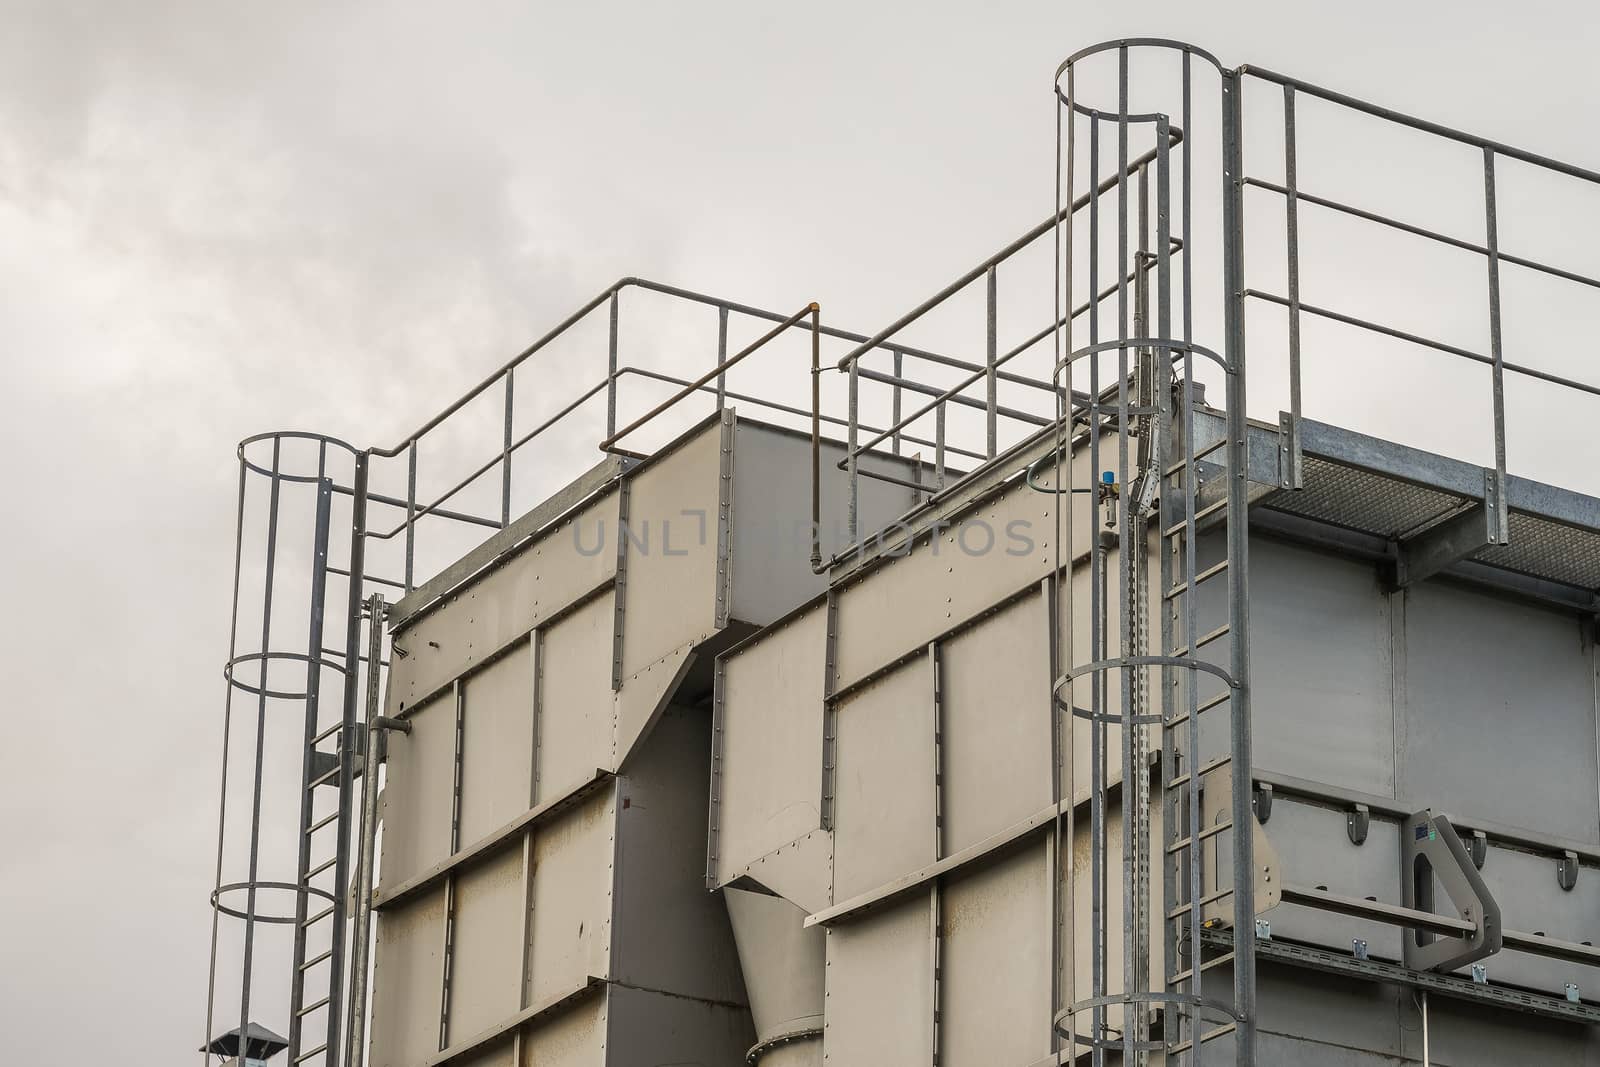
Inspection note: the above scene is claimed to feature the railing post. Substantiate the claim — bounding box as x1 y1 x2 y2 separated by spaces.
1221 68 1258 1067
1282 84 1304 490
607 291 620 439
892 348 903 456
1482 147 1511 543
404 443 417 593
847 357 860 544
501 370 514 527
716 305 729 412
986 265 998 458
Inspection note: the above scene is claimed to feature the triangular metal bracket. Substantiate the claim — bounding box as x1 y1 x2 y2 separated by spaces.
1401 809 1502 972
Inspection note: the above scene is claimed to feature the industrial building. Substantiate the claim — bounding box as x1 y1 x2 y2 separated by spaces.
205 39 1600 1067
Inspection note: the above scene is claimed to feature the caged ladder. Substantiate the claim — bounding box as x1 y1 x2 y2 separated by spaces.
1045 41 1265 1067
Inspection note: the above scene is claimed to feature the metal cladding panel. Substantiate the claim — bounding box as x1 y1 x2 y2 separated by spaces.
612 642 692 771
1061 556 1129 797
536 593 616 798
724 888 825 1042
453 1038 515 1067
604 983 754 1066
940 843 1053 1067
1476 843 1600 993
527 788 615 1007
1259 797 1403 961
832 655 936 901
387 490 619 715
369 885 446 1067
518 994 606 1067
448 848 524 1040
1249 540 1396 797
1400 582 1599 845
1254 963 1600 1064
832 478 1065 692
728 424 923 627
941 592 1052 855
822 897 934 1066
380 691 457 890
459 641 536 845
619 423 721 681
716 605 827 885
613 705 748 1006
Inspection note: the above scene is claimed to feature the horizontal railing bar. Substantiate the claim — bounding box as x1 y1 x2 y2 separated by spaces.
1246 290 1600 398
836 137 1180 371
298 950 332 972
845 258 1172 462
1280 883 1475 937
326 565 406 591
617 367 988 462
855 465 938 494
1245 177 1600 293
1241 66 1600 187
369 377 611 541
601 303 814 452
1244 289 1490 365
330 481 499 531
854 367 1053 427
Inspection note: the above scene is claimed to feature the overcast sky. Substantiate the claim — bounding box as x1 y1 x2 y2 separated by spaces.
4 3 1599 1064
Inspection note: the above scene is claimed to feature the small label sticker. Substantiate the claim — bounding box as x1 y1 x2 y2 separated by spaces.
1415 823 1432 841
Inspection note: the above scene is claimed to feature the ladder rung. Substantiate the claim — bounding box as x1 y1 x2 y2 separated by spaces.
296 996 330 1018
1164 559 1229 600
307 856 337 879
1170 1021 1237 1055
308 763 342 790
313 722 342 744
1165 690 1232 731
1164 437 1228 476
1164 498 1227 537
293 1043 329 1064
1167 754 1232 790
302 905 335 929
1169 951 1235 983
1167 819 1232 854
308 810 340 835
299 950 332 972
1171 623 1230 658
1167 886 1233 920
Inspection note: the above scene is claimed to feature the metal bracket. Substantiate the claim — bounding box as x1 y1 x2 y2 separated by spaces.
1256 918 1272 941
1401 809 1504 973
1254 781 1273 824
1347 803 1370 846
1567 982 1582 1004
1472 963 1488 984
1276 411 1303 490
1352 938 1369 960
1468 829 1488 870
1486 466 1510 545
1391 470 1508 589
1558 850 1580 892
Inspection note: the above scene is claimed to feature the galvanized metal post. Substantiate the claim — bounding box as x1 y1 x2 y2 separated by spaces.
847 357 860 545
326 451 369 1067
343 592 387 1067
607 291 620 440
501 370 514 528
1482 147 1511 543
1221 69 1258 1067
716 305 729 412
404 443 417 593
1282 85 1304 489
986 265 999 458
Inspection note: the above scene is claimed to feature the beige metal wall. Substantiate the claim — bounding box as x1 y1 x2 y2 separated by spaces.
368 412 924 1067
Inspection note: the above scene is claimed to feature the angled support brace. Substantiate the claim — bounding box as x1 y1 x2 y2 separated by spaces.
1401 810 1503 972
1393 470 1509 588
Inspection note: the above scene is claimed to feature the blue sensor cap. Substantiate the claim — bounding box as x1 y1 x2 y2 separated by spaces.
1102 471 1115 484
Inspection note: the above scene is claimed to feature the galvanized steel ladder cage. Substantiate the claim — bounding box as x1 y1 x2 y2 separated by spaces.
1042 41 1260 1066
